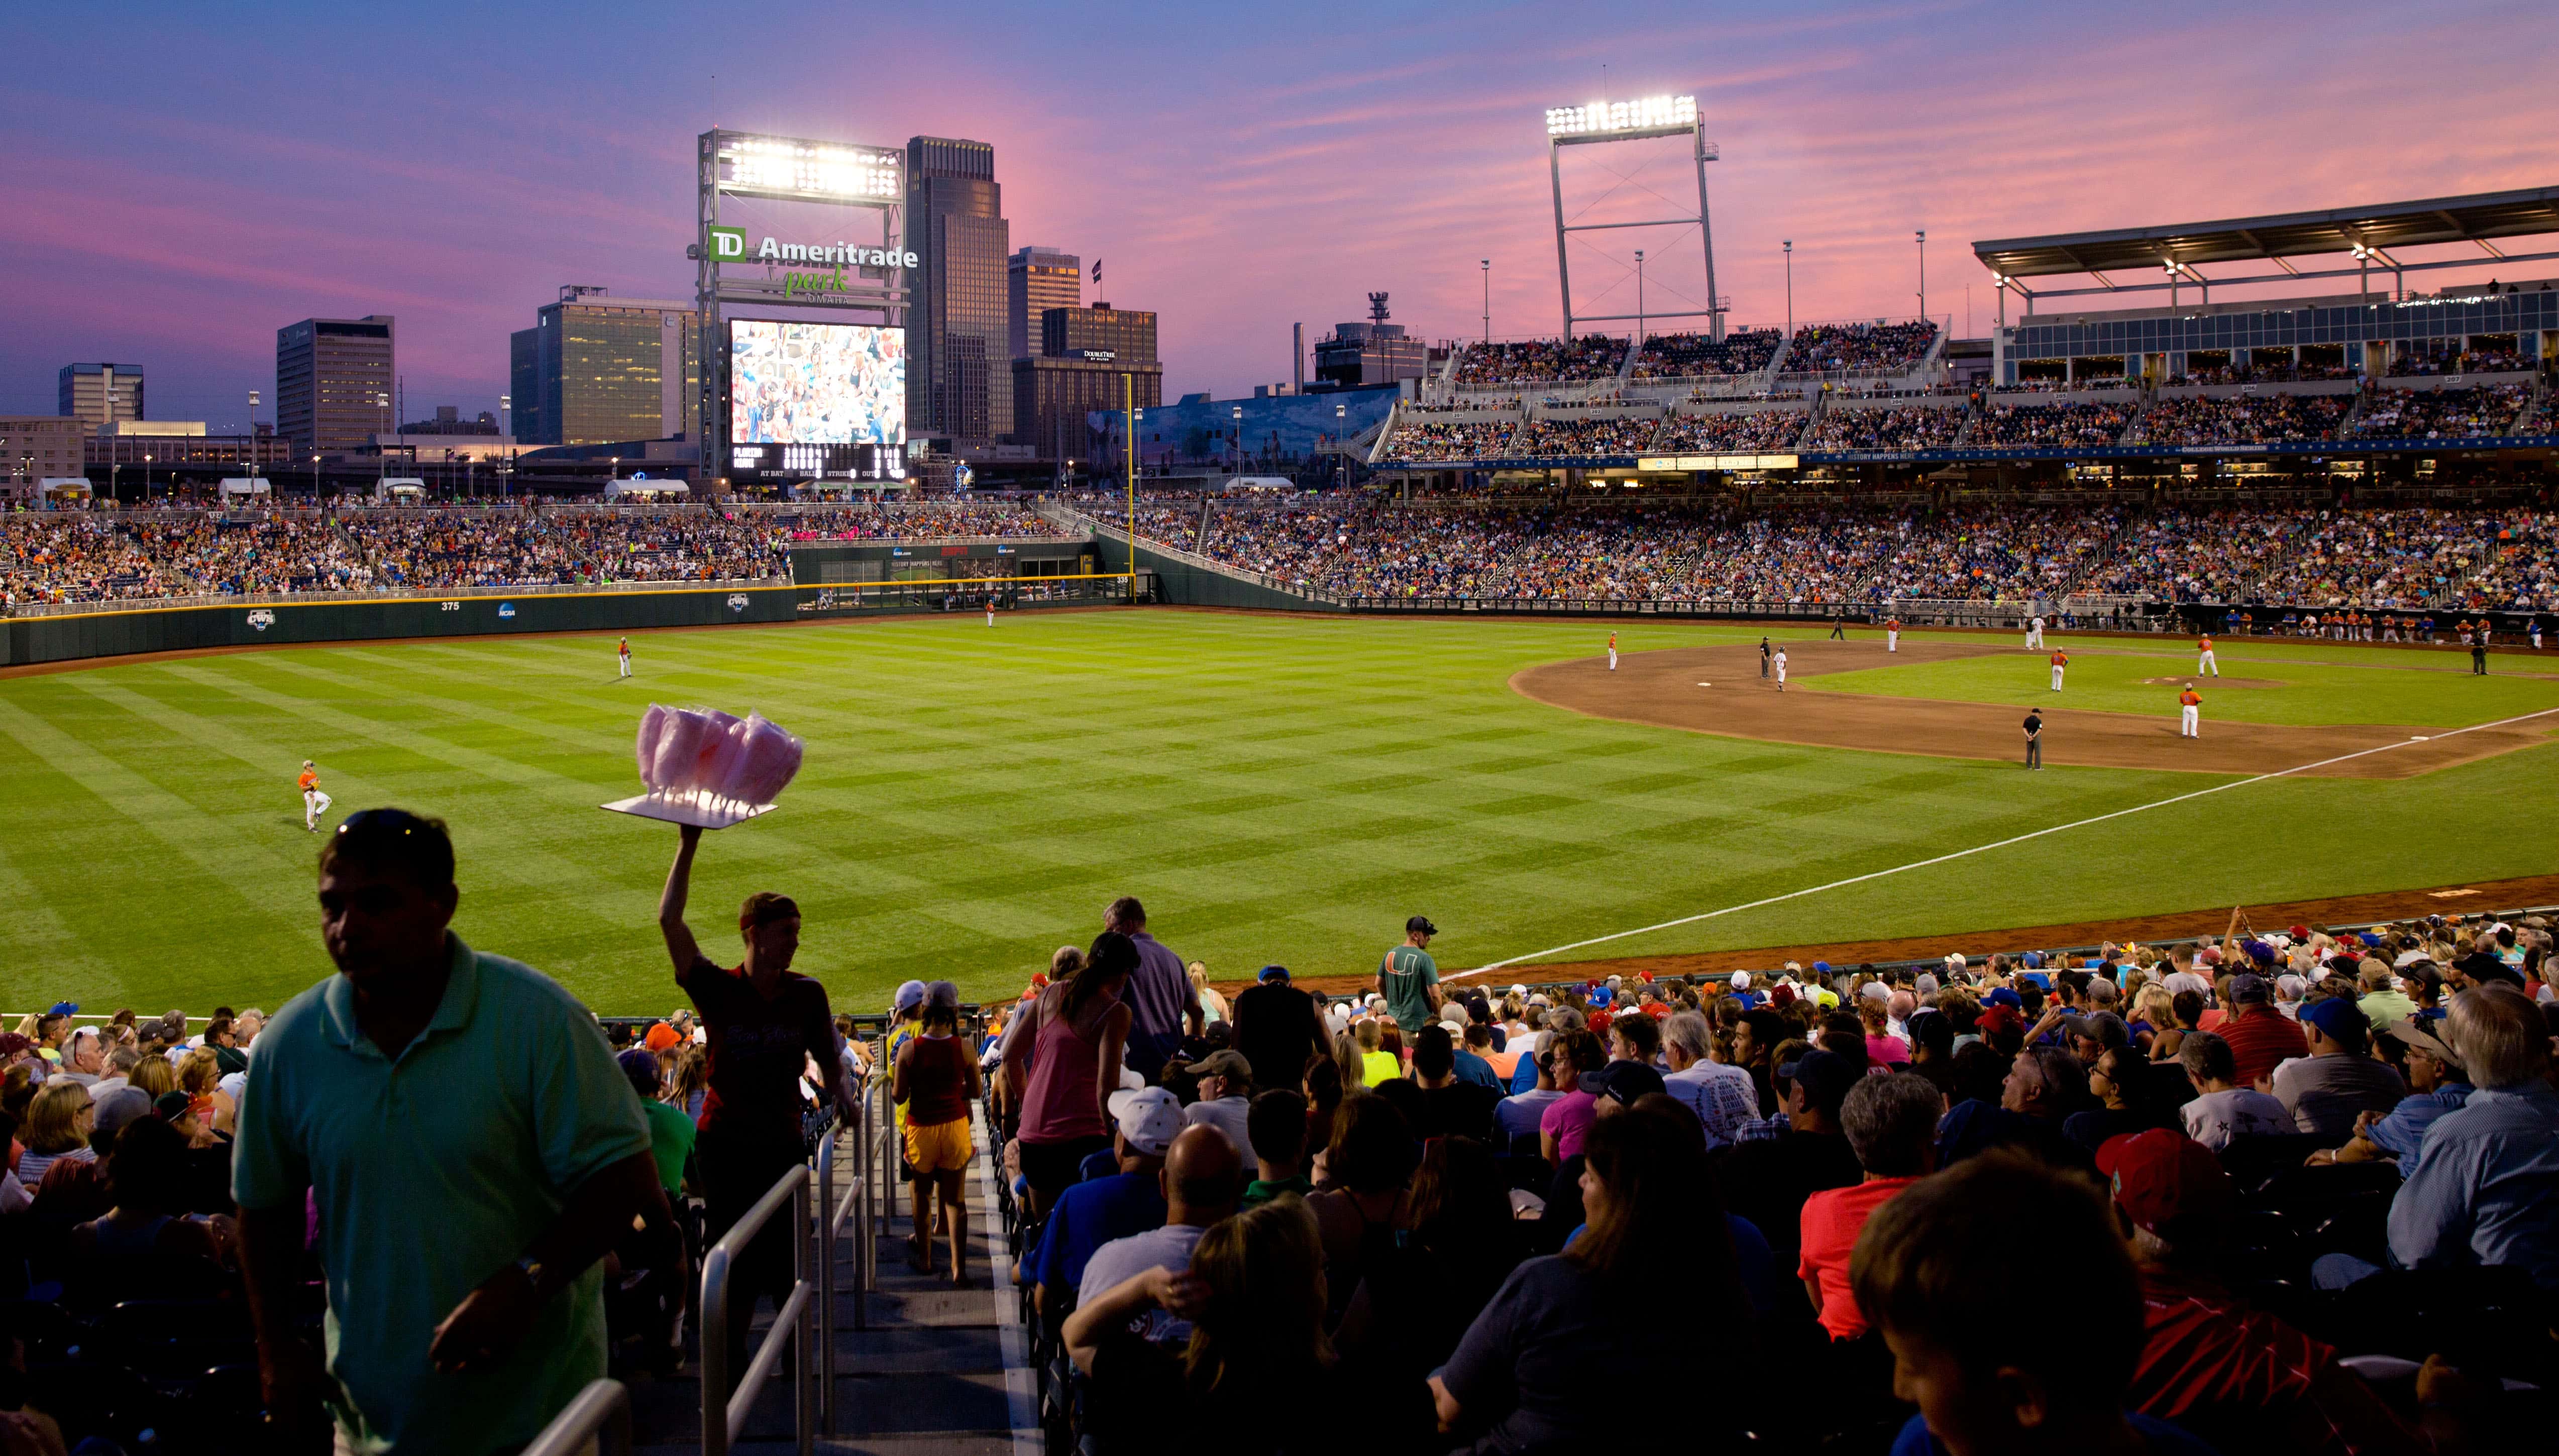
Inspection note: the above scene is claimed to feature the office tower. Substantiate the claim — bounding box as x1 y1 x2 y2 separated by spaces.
1012 303 1163 464
276 315 395 454
905 136 1010 446
507 289 700 446
58 364 146 426
1008 247 1081 365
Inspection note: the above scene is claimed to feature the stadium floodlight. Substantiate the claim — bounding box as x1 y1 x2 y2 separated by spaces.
714 133 901 201
1545 94 1697 137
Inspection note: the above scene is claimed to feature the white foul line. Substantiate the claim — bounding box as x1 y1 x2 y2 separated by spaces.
1450 704 2559 980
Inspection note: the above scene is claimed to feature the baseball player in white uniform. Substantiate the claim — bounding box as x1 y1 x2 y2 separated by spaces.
1885 617 1900 653
1607 630 1618 671
2179 685 2202 738
2025 615 2045 649
1774 647 1789 691
2049 649 2068 692
617 636 633 678
2196 633 2218 677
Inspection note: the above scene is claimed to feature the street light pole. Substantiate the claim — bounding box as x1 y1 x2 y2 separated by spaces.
1634 250 1646 347
1480 259 1490 344
1916 230 1927 324
248 389 260 487
1783 241 1793 335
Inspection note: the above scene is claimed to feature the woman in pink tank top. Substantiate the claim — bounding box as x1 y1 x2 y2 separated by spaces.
1004 931 1135 1216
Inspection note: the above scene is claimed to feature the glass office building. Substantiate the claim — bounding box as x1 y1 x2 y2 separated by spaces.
508 294 700 446
906 137 1011 448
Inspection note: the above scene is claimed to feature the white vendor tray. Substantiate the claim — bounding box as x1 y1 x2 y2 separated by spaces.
601 792 778 830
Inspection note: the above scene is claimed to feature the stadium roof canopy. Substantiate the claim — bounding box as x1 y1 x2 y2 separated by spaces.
1971 186 2559 305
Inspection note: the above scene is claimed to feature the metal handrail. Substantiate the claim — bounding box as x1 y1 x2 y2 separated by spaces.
815 1084 871 1435
700 1165 815 1456
523 1379 632 1456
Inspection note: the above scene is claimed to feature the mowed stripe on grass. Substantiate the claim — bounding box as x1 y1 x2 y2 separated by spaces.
1 612 2550 1015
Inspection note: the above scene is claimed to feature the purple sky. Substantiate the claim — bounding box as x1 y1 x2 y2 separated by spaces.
6 1 2553 427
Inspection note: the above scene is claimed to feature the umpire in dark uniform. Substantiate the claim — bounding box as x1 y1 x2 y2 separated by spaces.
2023 709 2044 768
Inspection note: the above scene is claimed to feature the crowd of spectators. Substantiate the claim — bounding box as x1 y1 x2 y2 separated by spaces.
2247 508 2499 610
1781 321 1940 377
1451 336 1628 385
2348 385 2532 439
1973 400 2136 450
991 903 2559 1455
2130 393 2353 446
1 503 1065 606
1384 419 1524 462
1503 416 1662 458
1803 405 1968 453
1652 409 1809 453
1630 328 1784 380
1401 398 1520 414
2388 343 2533 377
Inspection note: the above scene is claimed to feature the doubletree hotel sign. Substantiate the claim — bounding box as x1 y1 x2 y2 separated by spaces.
705 226 916 300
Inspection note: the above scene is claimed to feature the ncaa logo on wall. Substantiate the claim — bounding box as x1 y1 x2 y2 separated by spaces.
726 594 750 613
498 603 517 618
245 610 276 632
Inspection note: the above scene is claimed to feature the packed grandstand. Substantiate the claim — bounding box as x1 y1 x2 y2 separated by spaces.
9 905 2557 1453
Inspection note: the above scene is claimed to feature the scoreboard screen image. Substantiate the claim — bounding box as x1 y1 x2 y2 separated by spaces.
729 320 905 444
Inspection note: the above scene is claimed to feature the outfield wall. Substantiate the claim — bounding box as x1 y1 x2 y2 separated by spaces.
0 583 799 667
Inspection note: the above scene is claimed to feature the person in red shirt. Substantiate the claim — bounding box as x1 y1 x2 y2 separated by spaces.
893 981 982 1285
1887 616 1902 652
2049 648 2069 691
2178 686 2202 739
2101 1129 2459 1453
1799 1072 1938 1341
2212 973 2306 1088
659 823 855 1387
2195 634 2217 677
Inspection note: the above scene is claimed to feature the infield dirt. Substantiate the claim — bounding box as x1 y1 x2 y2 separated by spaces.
1512 639 2558 779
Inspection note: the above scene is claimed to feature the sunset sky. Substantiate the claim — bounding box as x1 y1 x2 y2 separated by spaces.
6 0 2552 429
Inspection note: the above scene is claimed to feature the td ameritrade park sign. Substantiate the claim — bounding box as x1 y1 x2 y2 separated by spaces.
707 226 915 299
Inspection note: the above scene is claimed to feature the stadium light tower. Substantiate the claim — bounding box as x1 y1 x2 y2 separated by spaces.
1544 94 1722 341
1634 250 1646 342
1481 259 1491 343
1916 231 1927 325
1783 241 1793 335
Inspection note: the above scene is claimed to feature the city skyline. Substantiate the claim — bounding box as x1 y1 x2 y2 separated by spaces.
5 0 2554 429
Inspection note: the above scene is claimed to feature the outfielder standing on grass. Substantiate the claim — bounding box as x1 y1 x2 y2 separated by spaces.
1886 615 1901 652
659 823 856 1390
2180 684 2202 738
2049 647 2069 692
1608 630 1618 670
2196 632 2217 677
298 760 333 832
617 636 632 679
2022 708 2043 768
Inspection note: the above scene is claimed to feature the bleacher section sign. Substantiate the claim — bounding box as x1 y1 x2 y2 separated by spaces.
1639 454 1801 473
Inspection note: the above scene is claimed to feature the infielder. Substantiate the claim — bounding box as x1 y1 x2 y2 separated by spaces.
617 635 633 678
2025 614 2045 649
1774 647 1789 692
2179 685 2202 738
2049 648 2068 692
1886 616 1901 653
2196 633 2218 677
1608 630 1618 671
297 760 333 832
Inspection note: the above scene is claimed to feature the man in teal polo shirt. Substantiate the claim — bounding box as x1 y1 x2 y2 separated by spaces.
235 810 661 1454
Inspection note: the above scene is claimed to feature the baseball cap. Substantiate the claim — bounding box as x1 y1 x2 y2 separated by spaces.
1976 1004 2025 1038
2227 973 2272 1004
1730 971 1751 990
643 1022 681 1052
1982 987 2023 1010
893 980 927 1015
0 1033 29 1060
1183 1049 1252 1082
2382 1020 2461 1070
1106 1086 1184 1157
1508 983 1528 996
1579 1060 1667 1107
92 1084 153 1137
1775 1048 1861 1117
2299 997 2366 1044
1406 915 1438 936
2061 1011 2129 1050
1812 961 1832 974
2242 940 2278 967
46 1002 78 1019
2097 1130 2234 1244
1257 964 1291 983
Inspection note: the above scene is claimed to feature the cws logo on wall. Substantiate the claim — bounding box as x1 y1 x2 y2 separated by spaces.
726 595 750 612
705 227 916 301
245 610 276 632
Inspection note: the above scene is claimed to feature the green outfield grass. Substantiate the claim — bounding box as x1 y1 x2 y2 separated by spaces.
1803 635 2559 726
3 613 2552 1017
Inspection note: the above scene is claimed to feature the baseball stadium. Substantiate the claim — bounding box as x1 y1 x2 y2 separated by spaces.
7 82 2559 1456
